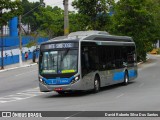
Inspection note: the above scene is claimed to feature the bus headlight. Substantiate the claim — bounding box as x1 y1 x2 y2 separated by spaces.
39 78 43 82
39 75 46 85
71 75 80 84
75 76 79 81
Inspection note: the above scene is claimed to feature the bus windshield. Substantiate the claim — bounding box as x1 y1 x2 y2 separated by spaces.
40 49 78 74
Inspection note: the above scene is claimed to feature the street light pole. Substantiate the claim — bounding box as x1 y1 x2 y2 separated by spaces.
1 26 4 69
0 9 4 69
64 0 69 36
19 15 22 66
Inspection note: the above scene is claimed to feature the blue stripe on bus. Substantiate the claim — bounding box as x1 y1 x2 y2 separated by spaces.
113 72 125 81
43 76 74 85
113 70 137 81
128 69 137 78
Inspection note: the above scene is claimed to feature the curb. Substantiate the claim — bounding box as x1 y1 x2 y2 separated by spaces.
137 61 143 65
0 63 37 73
137 57 150 65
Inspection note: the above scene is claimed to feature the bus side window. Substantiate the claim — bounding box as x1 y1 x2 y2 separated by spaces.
127 46 136 67
81 47 90 77
106 46 115 70
88 47 98 70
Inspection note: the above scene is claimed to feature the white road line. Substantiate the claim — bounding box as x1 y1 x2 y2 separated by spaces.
116 93 124 99
0 101 8 103
0 87 43 104
0 97 23 100
15 70 37 77
64 111 83 119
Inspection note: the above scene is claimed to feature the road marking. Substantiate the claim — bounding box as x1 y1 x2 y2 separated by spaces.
0 87 43 104
0 101 8 103
138 83 144 88
15 70 37 77
116 93 124 99
64 111 84 119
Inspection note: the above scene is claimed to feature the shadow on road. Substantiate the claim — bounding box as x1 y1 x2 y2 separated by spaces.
100 81 135 92
41 82 135 98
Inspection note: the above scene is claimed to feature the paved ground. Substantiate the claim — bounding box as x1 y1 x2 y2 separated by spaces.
0 59 37 73
0 55 160 120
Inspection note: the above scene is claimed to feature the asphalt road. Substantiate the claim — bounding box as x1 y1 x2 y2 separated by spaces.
0 55 160 120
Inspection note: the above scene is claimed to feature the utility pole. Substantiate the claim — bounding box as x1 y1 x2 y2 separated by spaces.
63 0 69 36
18 2 44 66
1 26 4 69
19 15 22 66
0 9 4 69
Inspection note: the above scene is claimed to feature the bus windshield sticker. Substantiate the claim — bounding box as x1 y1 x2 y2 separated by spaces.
42 70 56 73
61 69 75 73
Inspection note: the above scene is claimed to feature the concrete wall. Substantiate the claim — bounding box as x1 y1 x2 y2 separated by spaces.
9 17 18 37
0 36 48 66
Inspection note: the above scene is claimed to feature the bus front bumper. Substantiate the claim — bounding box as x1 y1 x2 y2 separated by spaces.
39 79 84 92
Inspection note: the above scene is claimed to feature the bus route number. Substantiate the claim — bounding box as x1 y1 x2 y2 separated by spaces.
49 43 73 49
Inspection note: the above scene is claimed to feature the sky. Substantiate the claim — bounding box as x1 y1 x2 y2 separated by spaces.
28 0 75 11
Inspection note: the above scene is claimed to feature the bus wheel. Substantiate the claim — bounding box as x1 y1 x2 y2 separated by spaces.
94 77 100 93
123 72 129 85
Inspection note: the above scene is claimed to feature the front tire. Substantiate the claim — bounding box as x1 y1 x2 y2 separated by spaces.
94 77 100 93
123 72 129 85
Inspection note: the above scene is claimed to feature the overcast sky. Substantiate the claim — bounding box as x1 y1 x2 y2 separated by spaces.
28 0 75 11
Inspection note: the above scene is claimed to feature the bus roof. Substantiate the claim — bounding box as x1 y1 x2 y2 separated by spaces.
68 30 109 39
42 31 133 45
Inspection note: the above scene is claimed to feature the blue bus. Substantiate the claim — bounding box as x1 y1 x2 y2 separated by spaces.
38 31 138 94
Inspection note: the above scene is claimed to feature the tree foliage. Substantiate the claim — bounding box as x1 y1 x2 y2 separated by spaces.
69 12 89 32
34 6 91 37
146 0 160 43
21 0 43 32
34 6 64 38
0 0 23 26
72 0 113 30
110 0 160 61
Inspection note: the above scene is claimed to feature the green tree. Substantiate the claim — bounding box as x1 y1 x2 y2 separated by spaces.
110 0 157 61
146 0 160 44
34 6 64 38
0 0 23 26
72 0 113 30
69 12 90 32
21 0 43 32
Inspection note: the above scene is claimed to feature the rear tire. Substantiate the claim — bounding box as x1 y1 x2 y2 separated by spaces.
94 77 100 93
123 72 129 85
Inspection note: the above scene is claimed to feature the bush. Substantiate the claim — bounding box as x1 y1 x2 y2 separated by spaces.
157 48 160 54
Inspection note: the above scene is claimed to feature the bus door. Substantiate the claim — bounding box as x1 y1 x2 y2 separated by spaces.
81 45 99 90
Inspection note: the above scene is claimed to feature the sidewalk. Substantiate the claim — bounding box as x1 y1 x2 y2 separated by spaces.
0 60 37 73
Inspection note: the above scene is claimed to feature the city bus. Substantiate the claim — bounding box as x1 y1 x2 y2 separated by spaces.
38 31 138 94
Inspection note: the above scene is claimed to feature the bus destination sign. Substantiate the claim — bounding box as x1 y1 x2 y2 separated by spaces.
49 43 73 49
43 43 77 49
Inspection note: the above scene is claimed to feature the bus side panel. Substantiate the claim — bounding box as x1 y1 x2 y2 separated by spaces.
111 68 125 84
128 66 138 80
99 70 112 87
